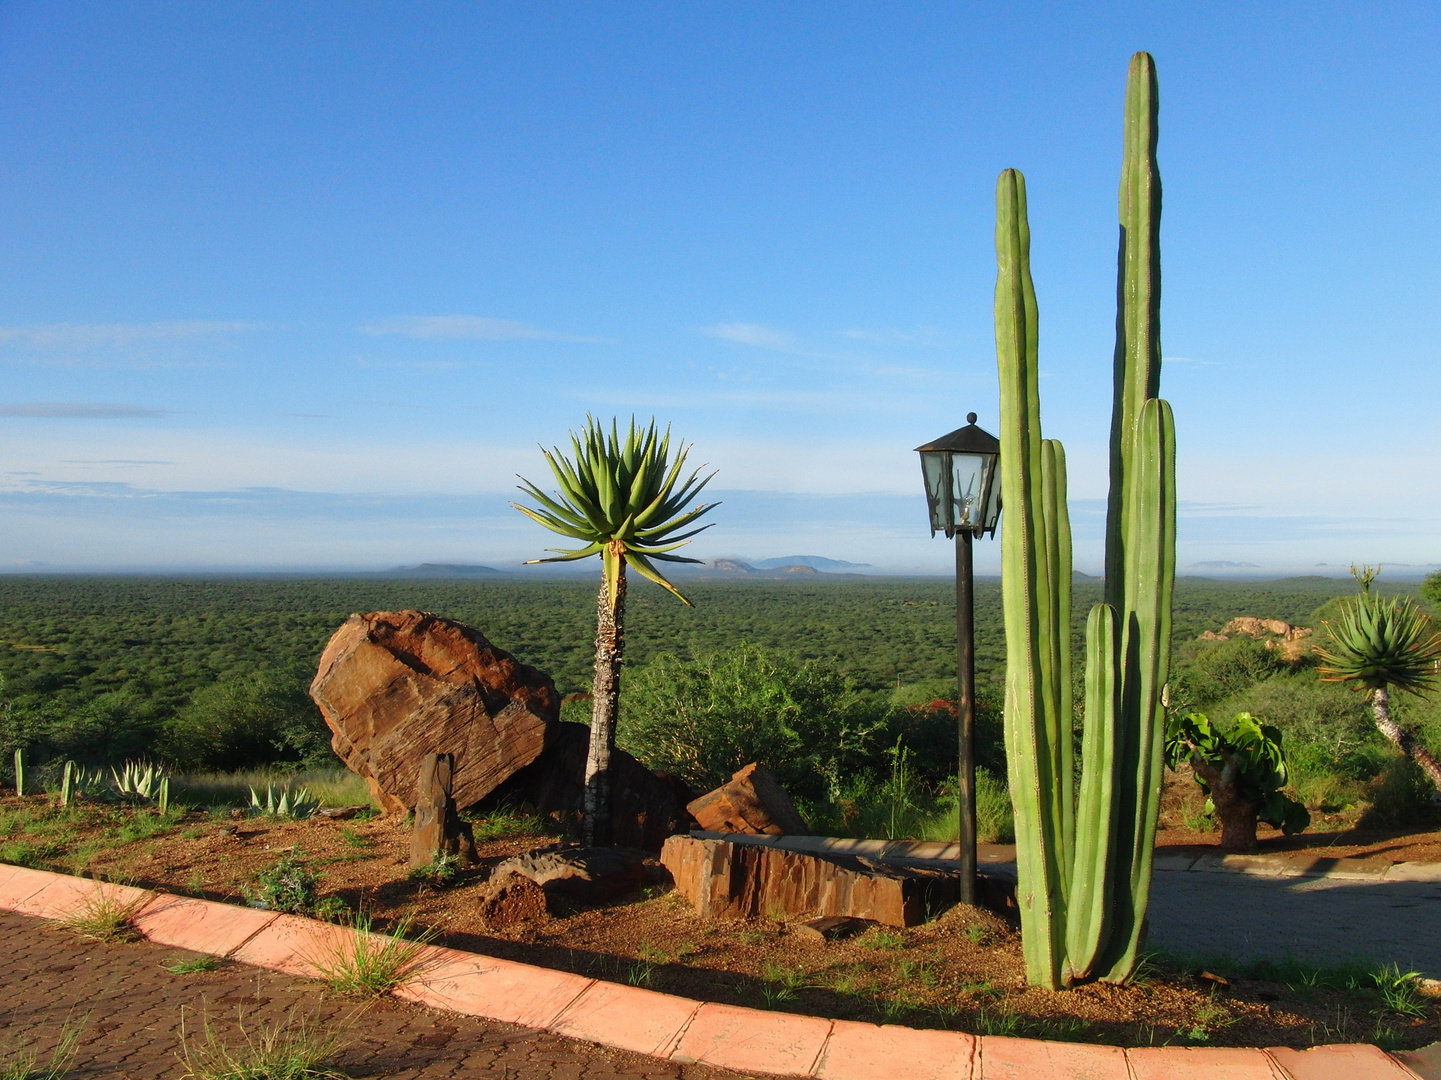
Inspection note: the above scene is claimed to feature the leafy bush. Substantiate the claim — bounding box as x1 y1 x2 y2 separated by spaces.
618 644 894 802
1214 673 1382 777
243 853 343 918
1421 570 1441 610
1165 712 1310 839
1168 637 1292 713
163 672 331 773
1359 756 1441 830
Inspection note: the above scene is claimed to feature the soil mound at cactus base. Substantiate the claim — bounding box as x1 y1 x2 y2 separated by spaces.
4 793 1439 1051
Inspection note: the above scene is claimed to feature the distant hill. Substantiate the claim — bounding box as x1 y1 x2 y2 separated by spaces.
753 555 873 571
377 563 503 578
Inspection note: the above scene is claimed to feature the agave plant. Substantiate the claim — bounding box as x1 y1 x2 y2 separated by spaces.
1318 566 1441 795
249 784 322 821
513 416 718 845
111 760 169 803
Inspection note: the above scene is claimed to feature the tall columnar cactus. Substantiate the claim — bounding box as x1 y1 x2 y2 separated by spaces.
996 51 1177 989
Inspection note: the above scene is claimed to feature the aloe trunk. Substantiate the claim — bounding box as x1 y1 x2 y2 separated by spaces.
996 52 1176 988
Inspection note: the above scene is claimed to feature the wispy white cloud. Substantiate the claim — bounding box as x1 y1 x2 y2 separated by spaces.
1163 355 1217 366
0 321 258 350
0 321 259 369
0 403 170 419
354 356 472 371
60 459 175 465
839 326 949 348
361 315 602 343
704 323 801 350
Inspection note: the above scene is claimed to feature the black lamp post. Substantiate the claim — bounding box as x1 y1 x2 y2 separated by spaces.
915 412 1001 906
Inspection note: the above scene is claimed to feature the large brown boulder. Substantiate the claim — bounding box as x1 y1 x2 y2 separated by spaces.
481 722 696 852
686 762 807 835
310 610 561 814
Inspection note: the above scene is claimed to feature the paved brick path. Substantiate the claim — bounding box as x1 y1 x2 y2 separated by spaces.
0 910 753 1080
1145 871 1441 976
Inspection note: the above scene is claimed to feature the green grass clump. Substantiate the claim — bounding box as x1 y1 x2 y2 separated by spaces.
177 1005 351 1080
858 928 906 950
465 807 555 843
173 769 372 813
116 808 182 843
59 886 149 943
163 955 225 975
0 840 65 869
305 913 435 996
0 1014 85 1080
405 853 460 887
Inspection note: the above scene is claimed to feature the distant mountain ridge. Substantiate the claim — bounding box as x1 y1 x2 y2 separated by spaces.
378 563 503 578
752 555 873 571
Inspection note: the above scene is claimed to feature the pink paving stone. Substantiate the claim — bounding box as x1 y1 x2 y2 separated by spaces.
228 911 360 978
978 1036 1129 1080
815 1019 976 1080
547 980 703 1058
0 864 60 910
1126 1045 1286 1080
131 893 279 957
670 1002 834 1076
20 874 150 921
1268 1044 1423 1079
394 944 597 1030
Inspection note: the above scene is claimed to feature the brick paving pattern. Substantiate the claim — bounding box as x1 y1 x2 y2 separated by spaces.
0 911 755 1080
1145 872 1441 976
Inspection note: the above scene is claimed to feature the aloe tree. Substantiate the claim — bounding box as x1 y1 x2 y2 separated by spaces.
1318 566 1441 795
513 417 718 845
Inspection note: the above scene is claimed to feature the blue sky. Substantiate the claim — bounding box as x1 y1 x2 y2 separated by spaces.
0 2 1437 575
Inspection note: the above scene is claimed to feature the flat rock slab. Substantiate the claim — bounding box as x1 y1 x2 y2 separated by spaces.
662 834 961 927
793 916 875 943
491 845 649 904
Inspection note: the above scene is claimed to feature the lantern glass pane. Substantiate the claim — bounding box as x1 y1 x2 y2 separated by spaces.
978 454 1002 530
948 452 988 531
920 450 950 532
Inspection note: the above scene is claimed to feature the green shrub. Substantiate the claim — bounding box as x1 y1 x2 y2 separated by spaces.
1359 756 1441 830
1165 712 1310 836
619 644 893 801
1169 638 1292 713
163 673 331 773
243 853 343 918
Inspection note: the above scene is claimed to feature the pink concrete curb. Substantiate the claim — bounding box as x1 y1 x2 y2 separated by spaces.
0 864 1429 1080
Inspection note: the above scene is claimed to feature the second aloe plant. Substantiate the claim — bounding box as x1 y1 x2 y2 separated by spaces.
997 52 1176 988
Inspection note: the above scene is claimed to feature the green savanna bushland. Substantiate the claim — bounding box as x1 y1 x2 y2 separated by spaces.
0 573 1437 837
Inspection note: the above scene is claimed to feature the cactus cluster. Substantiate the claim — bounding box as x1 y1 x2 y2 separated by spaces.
996 52 1176 988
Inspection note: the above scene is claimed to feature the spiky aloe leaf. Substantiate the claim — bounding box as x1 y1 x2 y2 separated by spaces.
1318 593 1441 695
513 417 719 610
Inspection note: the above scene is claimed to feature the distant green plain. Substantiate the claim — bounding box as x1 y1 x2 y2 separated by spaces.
0 572 1389 709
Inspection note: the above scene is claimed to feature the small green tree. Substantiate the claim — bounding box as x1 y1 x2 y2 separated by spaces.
513 417 717 845
1317 566 1441 796
1422 569 1441 609
1164 711 1309 851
